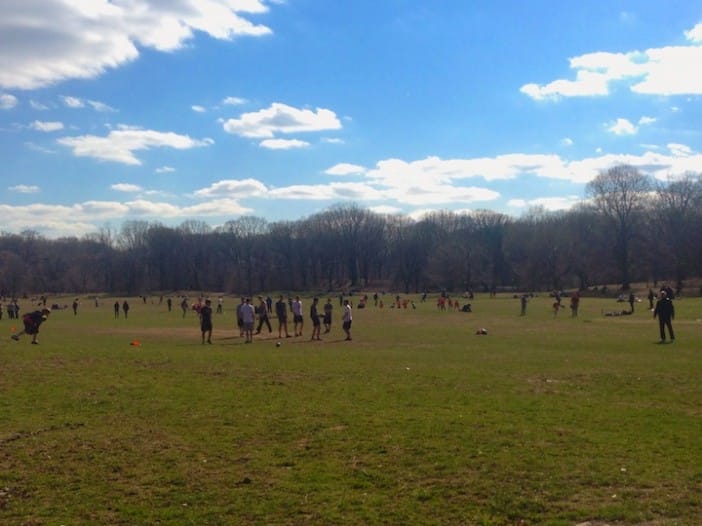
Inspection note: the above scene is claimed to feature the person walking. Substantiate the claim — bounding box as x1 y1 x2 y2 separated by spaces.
342 299 353 341
255 296 272 335
11 308 51 345
199 299 213 344
275 295 290 338
653 290 675 343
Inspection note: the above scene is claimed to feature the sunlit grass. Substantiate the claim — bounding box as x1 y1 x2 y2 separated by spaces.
1 293 701 525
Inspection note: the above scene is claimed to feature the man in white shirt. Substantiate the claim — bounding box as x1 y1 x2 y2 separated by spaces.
292 296 304 337
342 299 353 341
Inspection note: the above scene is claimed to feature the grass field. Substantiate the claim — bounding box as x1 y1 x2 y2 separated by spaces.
1 292 701 525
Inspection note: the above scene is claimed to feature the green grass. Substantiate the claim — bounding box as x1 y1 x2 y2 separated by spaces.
1 294 702 525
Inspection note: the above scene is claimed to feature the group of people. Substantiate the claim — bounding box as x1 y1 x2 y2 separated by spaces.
6 286 679 346
218 295 353 345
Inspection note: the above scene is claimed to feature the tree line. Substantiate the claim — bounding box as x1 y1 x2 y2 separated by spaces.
1 165 701 297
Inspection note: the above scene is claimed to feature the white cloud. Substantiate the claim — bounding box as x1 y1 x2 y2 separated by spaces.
57 127 214 165
507 199 528 208
61 96 115 111
0 0 274 90
192 105 206 113
223 96 247 105
155 166 176 173
9 184 40 194
87 100 116 112
259 138 310 149
607 118 637 135
194 178 269 199
368 205 403 215
561 138 574 146
111 183 142 193
61 96 85 108
223 102 342 138
1 93 18 109
638 116 656 126
522 23 702 100
685 22 702 42
322 138 345 145
30 120 64 132
325 163 367 176
667 143 692 157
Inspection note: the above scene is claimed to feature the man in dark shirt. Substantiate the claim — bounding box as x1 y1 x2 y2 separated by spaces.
11 308 51 344
653 290 675 343
275 295 290 339
199 299 213 344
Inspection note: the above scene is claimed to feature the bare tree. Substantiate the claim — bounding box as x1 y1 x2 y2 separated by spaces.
586 165 652 290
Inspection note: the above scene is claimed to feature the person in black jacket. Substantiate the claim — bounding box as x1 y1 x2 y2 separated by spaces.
653 290 675 343
11 308 51 344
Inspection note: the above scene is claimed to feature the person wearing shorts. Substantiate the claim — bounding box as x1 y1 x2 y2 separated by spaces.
342 299 353 341
310 297 322 341
241 298 256 343
292 296 304 337
12 308 51 345
275 295 290 338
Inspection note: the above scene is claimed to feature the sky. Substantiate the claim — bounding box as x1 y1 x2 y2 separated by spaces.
2 0 702 238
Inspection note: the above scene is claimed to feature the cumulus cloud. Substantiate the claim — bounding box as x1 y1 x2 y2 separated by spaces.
259 138 310 150
223 102 342 138
0 0 274 90
325 163 367 176
607 118 637 135
57 127 214 165
30 120 64 132
1 93 18 109
521 22 702 99
194 178 269 199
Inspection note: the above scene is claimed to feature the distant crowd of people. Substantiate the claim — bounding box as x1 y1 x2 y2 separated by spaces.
4 284 683 346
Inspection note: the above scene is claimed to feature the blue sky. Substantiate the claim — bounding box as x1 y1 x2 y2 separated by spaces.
2 0 702 237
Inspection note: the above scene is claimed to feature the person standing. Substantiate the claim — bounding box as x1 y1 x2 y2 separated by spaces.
236 297 245 337
628 292 636 314
122 300 130 319
323 298 333 333
653 290 675 343
11 308 51 345
275 295 290 338
114 301 120 319
255 296 272 335
72 298 79 315
241 298 256 343
310 297 322 341
647 289 655 310
520 294 528 316
342 299 353 341
199 299 213 344
292 295 304 337
181 297 189 318
570 291 580 318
